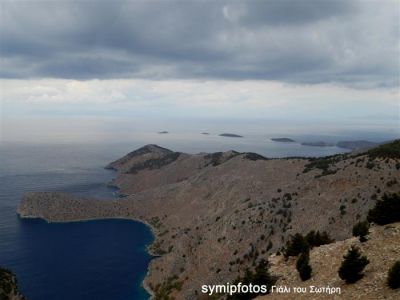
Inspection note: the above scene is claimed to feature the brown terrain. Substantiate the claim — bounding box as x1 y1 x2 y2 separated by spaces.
17 141 400 299
258 222 400 300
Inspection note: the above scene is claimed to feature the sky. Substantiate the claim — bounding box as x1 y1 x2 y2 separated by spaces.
0 0 399 143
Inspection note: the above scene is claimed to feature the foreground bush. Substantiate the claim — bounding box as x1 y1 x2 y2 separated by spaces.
296 252 312 281
367 193 400 225
227 259 276 300
352 221 370 242
388 261 400 289
284 234 309 257
338 246 369 283
284 231 333 258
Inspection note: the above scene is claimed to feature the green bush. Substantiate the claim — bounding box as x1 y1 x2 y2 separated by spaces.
296 252 312 281
285 231 334 258
338 246 369 283
227 259 276 299
284 234 309 257
367 193 400 225
305 230 334 247
352 221 370 242
388 261 400 289
367 140 400 159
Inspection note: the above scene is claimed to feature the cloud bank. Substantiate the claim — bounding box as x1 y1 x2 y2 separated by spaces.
1 0 399 88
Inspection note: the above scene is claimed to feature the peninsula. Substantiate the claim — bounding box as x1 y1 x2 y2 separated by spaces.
17 141 400 299
301 141 334 147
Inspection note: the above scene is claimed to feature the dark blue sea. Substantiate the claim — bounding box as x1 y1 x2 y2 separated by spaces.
0 135 357 299
0 143 154 300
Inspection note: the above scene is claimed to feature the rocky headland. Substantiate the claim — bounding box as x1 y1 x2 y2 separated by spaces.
17 140 400 299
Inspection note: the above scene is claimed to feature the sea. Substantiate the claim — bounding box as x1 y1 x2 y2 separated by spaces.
0 131 391 300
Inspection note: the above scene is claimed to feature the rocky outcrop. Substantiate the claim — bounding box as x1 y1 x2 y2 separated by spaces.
17 141 400 299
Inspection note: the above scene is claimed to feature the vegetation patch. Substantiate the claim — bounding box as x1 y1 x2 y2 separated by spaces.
338 246 369 284
154 275 183 300
367 140 400 159
127 152 181 174
205 151 240 166
284 231 333 258
0 267 25 300
352 221 370 242
296 252 312 281
303 155 343 176
243 153 268 161
227 259 276 299
367 193 400 225
388 261 400 289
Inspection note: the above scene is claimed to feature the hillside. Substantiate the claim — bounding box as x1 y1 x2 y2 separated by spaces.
17 140 400 299
257 222 400 300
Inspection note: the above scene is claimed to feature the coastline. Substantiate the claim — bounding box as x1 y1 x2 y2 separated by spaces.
17 163 159 300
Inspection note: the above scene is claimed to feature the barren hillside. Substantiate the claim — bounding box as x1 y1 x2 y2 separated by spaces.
17 140 400 299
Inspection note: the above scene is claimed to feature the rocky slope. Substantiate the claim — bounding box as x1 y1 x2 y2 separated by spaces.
17 140 400 299
257 222 400 300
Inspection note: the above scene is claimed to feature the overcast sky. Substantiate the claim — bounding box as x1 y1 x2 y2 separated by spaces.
0 0 399 142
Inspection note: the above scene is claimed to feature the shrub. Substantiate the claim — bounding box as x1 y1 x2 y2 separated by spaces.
284 233 309 257
338 246 369 283
352 221 370 242
305 231 334 247
388 261 400 289
296 251 312 281
367 193 400 225
227 259 276 299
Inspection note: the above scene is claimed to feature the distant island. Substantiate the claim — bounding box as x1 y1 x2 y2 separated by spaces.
219 133 243 138
271 137 295 142
201 132 210 135
158 131 169 134
301 141 334 147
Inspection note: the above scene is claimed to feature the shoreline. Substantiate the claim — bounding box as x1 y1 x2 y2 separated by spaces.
17 163 159 300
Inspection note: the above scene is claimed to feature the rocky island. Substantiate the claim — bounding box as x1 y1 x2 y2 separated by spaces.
17 141 400 299
219 133 243 138
271 138 295 142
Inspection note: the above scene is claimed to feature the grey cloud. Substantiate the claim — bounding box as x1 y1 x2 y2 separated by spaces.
0 0 398 87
